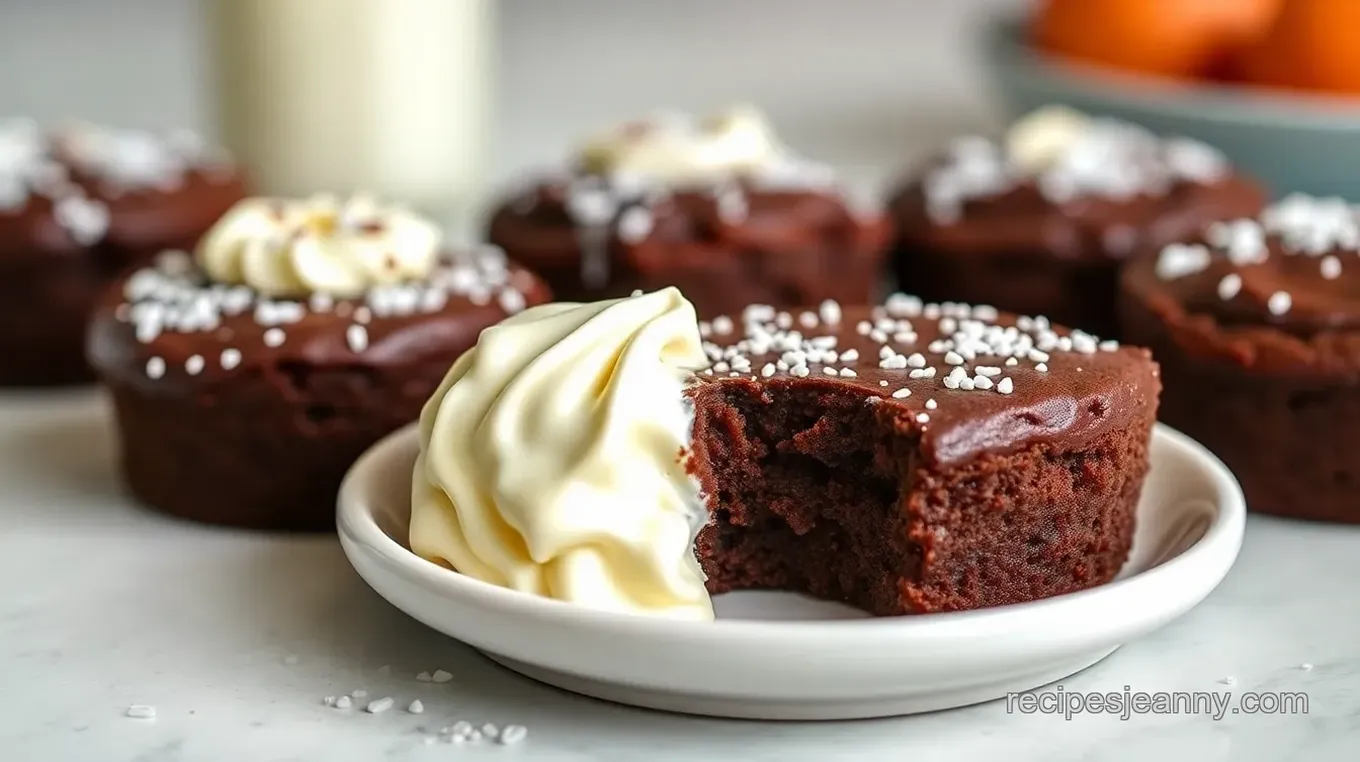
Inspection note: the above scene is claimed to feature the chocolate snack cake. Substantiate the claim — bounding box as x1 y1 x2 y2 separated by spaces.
88 195 549 531
0 119 247 386
1122 194 1360 523
685 297 1160 614
487 106 888 319
886 106 1265 340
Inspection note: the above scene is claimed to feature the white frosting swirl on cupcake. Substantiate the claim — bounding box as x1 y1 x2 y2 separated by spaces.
409 287 714 620
195 195 441 298
577 105 787 185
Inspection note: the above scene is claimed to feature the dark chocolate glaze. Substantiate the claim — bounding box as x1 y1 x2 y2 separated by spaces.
689 302 1159 467
1123 210 1360 377
488 173 889 319
886 154 1265 339
87 258 551 397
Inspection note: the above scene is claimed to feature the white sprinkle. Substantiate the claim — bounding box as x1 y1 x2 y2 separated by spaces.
1301 663 1314 671
823 366 838 376
125 705 156 719
997 377 1014 395
1029 350 1050 363
1220 677 1236 686
906 353 927 368
346 324 369 353
839 368 857 378
181 355 203 376
916 413 930 424
263 328 285 347
870 329 889 343
416 671 433 682
840 349 859 363
1322 256 1342 280
431 669 453 683
1098 340 1119 352
944 351 964 365
365 697 394 714
499 725 528 745
1217 274 1242 300
353 306 372 324
351 689 367 698
942 375 960 390
799 311 819 329
761 363 776 378
819 299 842 325
892 388 911 399
498 288 526 314
1156 243 1211 280
334 696 353 709
481 723 499 738
973 375 994 390
407 700 424 714
309 292 334 313
146 357 165 379
616 205 654 243
792 366 810 378
1005 357 1018 366
925 399 937 409
879 380 889 387
856 321 872 335
1035 363 1048 373
712 315 734 334
1267 291 1292 316
974 366 1002 377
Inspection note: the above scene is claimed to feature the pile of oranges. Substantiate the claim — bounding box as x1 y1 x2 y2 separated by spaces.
1033 0 1360 96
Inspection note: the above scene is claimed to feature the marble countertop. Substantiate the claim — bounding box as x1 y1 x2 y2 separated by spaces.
0 389 1355 762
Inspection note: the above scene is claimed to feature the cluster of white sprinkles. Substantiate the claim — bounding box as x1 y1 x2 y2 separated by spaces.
697 294 1118 423
320 671 528 746
117 246 527 379
1155 194 1360 317
0 119 233 244
924 118 1228 225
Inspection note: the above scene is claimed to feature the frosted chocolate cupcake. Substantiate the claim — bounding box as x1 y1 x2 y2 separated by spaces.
88 194 550 531
886 107 1265 339
0 119 246 386
487 106 888 318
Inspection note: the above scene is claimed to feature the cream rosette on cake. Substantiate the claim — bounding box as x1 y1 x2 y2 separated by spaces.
576 105 788 185
195 194 441 298
409 287 716 620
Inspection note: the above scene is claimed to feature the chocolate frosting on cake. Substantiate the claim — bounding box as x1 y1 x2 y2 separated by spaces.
0 122 246 265
692 297 1158 466
87 246 550 395
1125 194 1360 375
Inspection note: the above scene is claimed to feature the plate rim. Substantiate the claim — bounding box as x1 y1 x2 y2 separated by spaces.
337 422 1246 649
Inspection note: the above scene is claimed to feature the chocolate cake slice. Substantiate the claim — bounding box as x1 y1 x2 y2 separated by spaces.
684 297 1160 615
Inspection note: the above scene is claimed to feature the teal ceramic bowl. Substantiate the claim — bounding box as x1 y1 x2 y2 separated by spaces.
979 17 1360 199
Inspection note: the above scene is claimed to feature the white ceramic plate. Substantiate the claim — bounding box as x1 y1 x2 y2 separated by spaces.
337 423 1245 721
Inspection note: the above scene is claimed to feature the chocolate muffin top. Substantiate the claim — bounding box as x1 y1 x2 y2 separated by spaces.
691 295 1159 466
887 107 1264 261
0 119 246 263
489 106 886 286
1124 194 1360 375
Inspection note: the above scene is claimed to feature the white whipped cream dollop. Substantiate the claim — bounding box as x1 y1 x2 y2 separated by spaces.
195 194 441 298
410 287 714 620
577 105 786 185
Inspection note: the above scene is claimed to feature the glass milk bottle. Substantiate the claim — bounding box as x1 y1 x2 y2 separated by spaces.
208 0 492 236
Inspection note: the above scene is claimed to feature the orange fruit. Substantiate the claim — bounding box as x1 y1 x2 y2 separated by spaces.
1033 0 1281 81
1238 0 1360 94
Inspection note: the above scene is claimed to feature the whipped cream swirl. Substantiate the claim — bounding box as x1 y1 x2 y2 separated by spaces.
195 195 441 298
410 287 714 620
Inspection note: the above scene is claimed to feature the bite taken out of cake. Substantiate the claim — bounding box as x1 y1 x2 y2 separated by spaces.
885 106 1265 340
87 194 550 531
486 106 889 319
410 288 1161 619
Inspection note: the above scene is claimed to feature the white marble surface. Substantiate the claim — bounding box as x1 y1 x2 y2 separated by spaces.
0 389 1356 762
